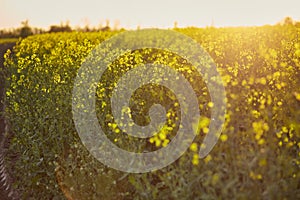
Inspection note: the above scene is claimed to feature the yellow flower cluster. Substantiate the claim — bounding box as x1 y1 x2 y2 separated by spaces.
252 121 269 145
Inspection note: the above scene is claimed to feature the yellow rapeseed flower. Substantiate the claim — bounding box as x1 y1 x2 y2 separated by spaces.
220 134 228 142
260 77 267 85
190 143 198 152
211 173 219 185
162 139 170 147
203 127 209 134
207 102 214 108
294 92 300 101
259 158 267 166
282 126 288 133
204 154 212 163
192 154 199 166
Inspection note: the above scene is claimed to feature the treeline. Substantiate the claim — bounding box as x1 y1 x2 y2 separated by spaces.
0 20 115 39
1 17 300 39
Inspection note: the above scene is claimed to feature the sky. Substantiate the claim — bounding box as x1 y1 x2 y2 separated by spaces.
1 0 300 29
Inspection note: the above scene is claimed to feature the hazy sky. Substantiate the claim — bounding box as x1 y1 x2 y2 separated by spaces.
1 0 300 29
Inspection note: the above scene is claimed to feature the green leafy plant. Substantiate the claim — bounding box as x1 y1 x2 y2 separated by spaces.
3 25 300 199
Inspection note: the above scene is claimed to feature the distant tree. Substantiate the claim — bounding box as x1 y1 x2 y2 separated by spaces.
32 27 46 35
280 17 294 25
174 21 178 28
98 19 111 31
20 20 33 38
83 25 90 32
49 25 72 33
101 26 110 31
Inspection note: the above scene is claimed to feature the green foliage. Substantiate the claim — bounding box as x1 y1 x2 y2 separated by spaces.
3 25 300 199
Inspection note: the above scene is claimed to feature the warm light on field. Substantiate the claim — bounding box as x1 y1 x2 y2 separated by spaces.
0 0 299 199
1 0 300 29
